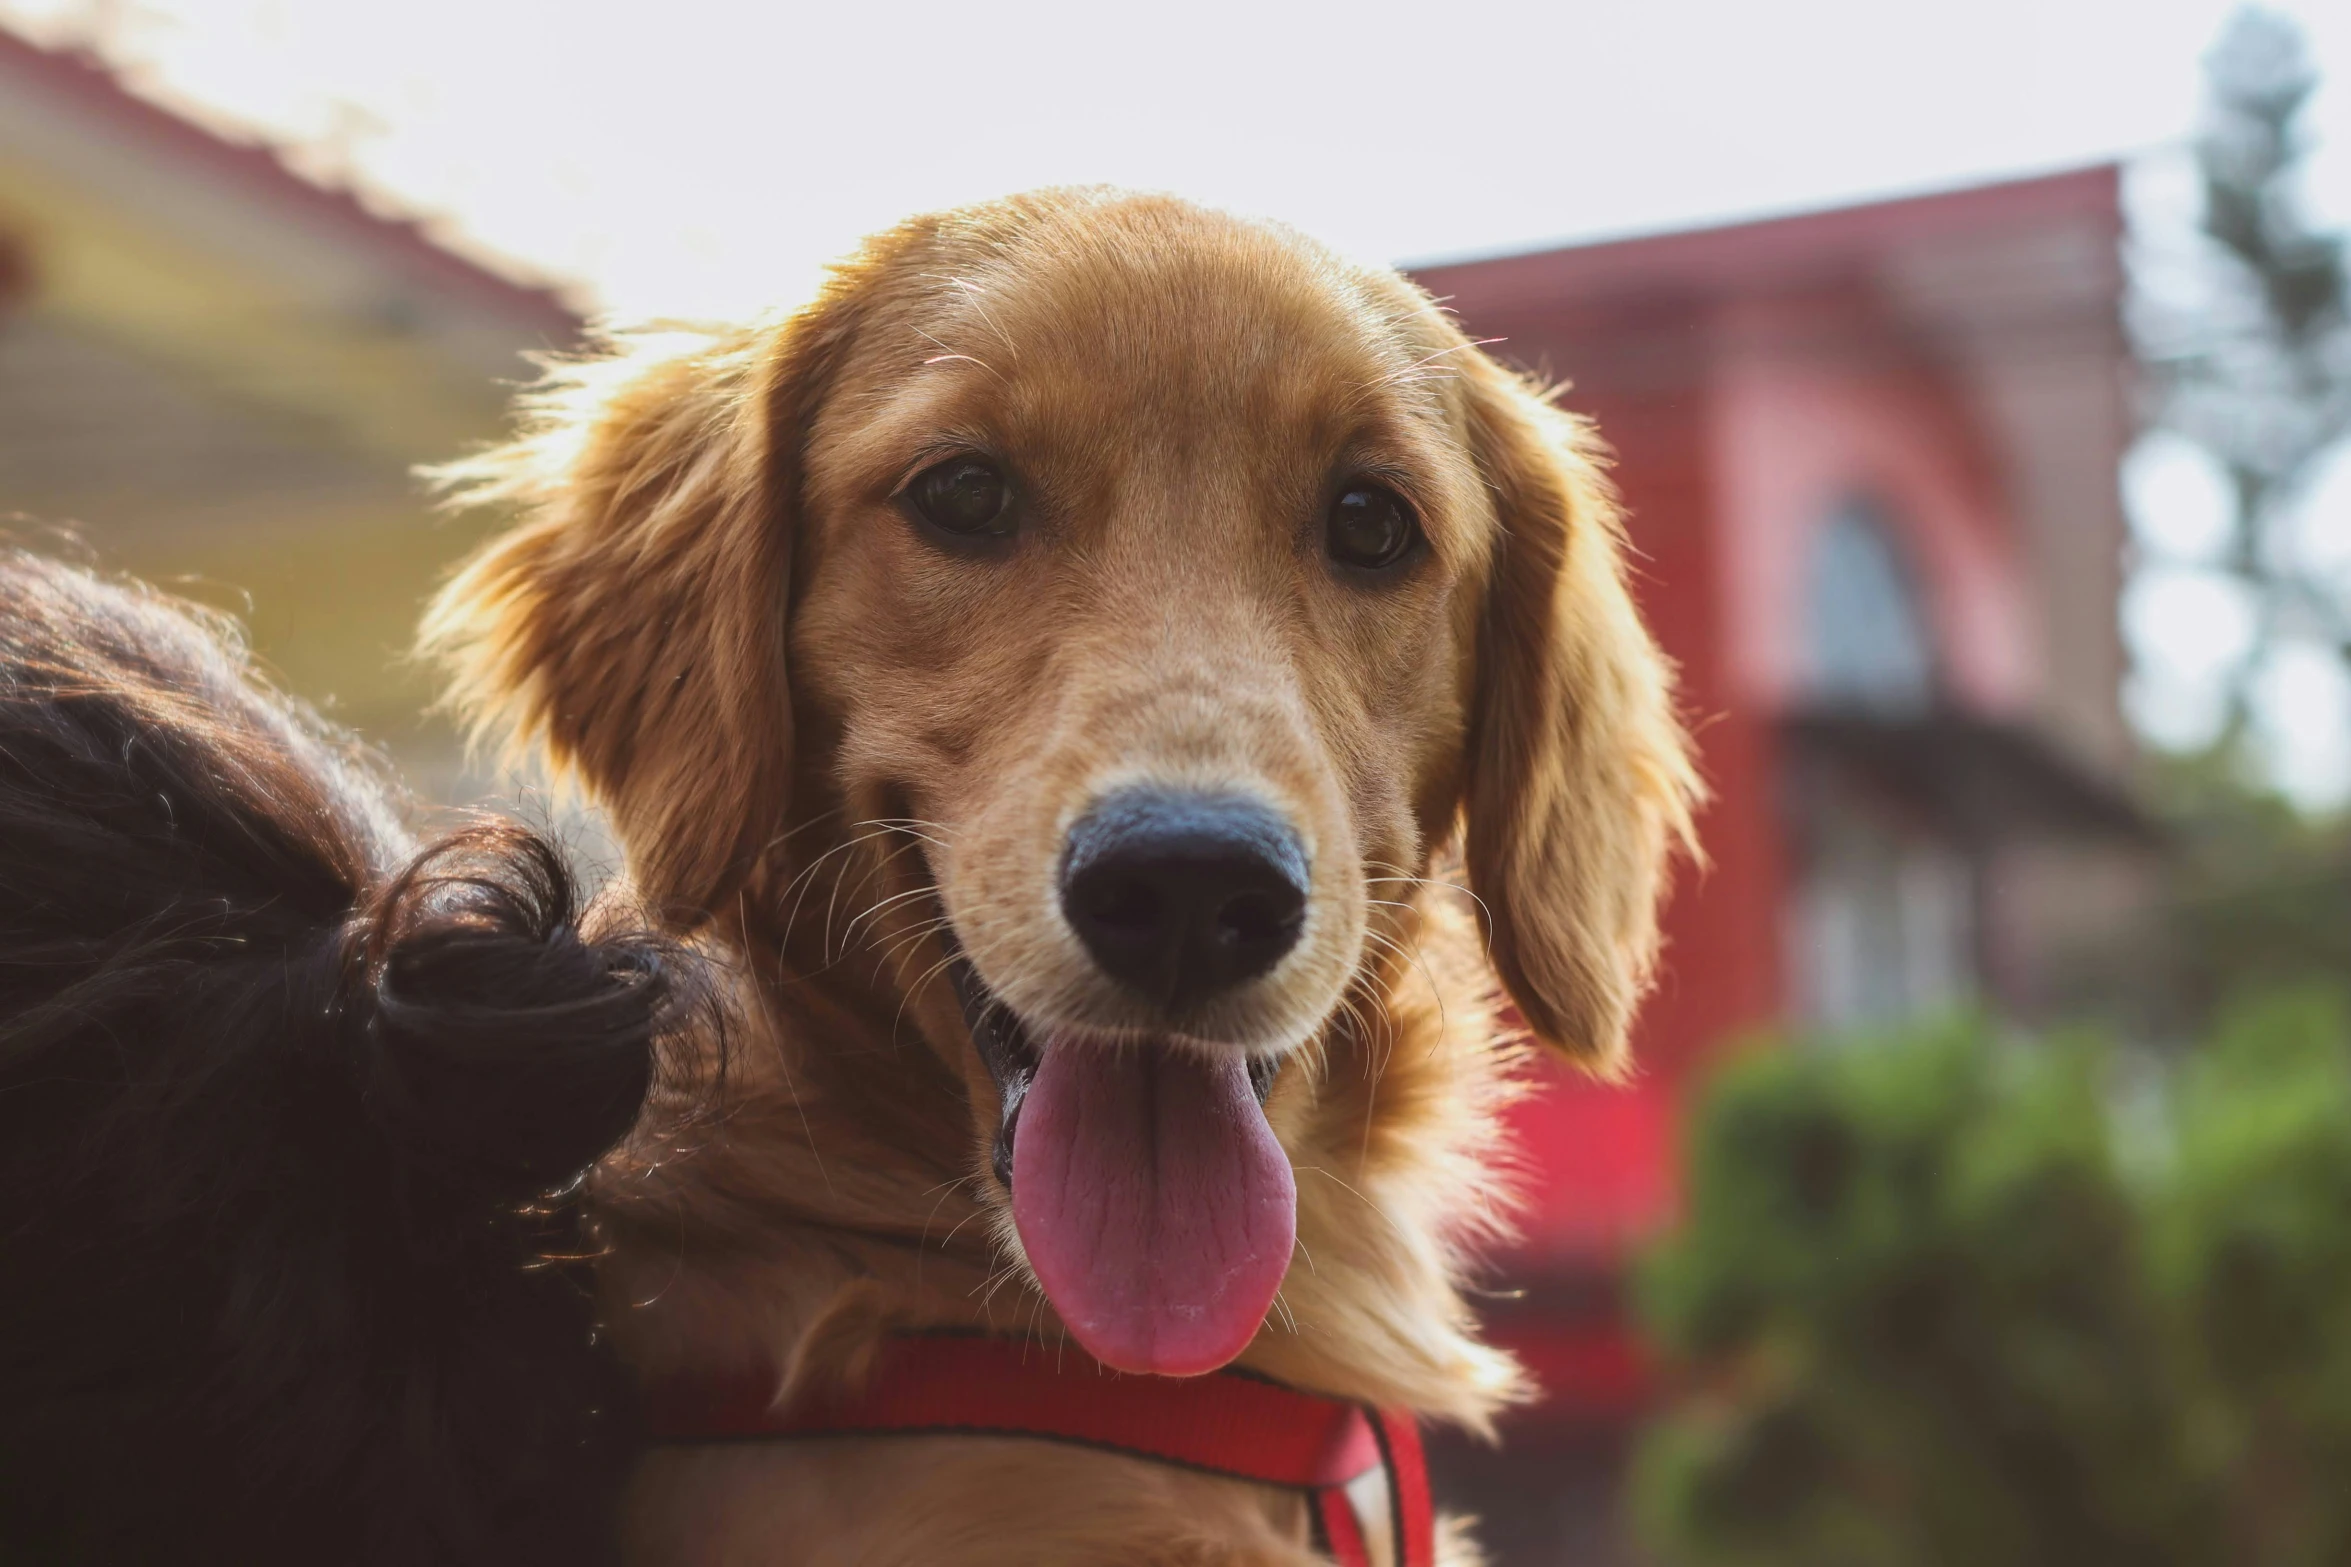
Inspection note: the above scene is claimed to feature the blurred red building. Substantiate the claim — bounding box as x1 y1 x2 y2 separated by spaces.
1411 168 2149 1561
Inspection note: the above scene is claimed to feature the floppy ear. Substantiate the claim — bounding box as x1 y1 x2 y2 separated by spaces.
1457 351 1702 1074
420 305 854 924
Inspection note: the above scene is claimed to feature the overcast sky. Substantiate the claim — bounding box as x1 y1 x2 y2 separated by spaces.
4 0 2343 321
6 0 2351 801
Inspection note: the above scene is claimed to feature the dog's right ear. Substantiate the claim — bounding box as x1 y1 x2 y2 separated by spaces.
421 296 860 925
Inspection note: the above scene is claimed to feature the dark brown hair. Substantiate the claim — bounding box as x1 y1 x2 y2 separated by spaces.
0 551 709 1564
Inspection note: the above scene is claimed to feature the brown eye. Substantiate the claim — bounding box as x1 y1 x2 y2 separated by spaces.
1325 484 1420 571
908 456 1015 539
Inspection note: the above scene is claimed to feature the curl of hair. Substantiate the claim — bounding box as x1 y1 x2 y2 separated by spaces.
348 823 691 1204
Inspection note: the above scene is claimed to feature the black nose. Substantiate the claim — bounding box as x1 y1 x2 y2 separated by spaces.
1059 788 1310 1011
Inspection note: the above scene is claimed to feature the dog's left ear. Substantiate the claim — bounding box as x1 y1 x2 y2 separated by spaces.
420 292 862 924
1455 349 1702 1075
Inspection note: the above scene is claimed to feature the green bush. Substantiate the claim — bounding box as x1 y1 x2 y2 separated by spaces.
1633 993 2351 1566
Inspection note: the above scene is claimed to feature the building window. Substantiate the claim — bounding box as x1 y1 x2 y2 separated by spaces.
1804 497 1934 712
1789 496 1971 1030
1787 783 1974 1031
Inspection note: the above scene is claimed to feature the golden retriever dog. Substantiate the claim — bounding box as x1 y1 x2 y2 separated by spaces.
422 188 1697 1566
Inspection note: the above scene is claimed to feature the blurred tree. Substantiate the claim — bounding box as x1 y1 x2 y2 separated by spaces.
1634 1020 2218 1566
2141 9 2350 735
1634 995 2351 1566
2158 990 2351 1565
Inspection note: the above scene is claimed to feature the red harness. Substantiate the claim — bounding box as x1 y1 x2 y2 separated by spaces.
647 1334 1434 1567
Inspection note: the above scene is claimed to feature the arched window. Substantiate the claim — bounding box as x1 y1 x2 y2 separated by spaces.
1804 498 1934 712
1789 496 1968 1029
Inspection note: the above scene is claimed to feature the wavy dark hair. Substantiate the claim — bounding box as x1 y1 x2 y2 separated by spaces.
0 552 711 1564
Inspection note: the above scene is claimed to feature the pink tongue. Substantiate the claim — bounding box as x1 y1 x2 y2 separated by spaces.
1011 1037 1295 1376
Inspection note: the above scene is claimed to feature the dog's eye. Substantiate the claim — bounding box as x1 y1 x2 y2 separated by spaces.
1325 484 1420 571
907 457 1015 539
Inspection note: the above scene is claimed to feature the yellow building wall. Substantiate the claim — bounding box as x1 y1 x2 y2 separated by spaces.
0 77 578 788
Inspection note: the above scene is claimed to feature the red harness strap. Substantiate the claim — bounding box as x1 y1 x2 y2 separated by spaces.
647 1335 1435 1567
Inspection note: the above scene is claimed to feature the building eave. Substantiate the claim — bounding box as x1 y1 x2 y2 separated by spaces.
1410 163 2124 318
0 25 581 335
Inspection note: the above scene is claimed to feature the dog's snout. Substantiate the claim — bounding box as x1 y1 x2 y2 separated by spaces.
1059 788 1308 1010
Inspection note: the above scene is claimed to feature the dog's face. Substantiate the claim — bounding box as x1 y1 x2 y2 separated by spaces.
795 203 1483 1067
426 191 1694 1378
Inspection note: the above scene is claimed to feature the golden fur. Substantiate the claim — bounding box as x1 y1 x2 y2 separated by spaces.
421 189 1699 1566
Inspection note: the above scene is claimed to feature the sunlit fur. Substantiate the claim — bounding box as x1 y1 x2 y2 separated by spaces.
422 189 1700 1565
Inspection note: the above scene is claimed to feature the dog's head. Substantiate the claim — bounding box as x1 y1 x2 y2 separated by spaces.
426 190 1696 1377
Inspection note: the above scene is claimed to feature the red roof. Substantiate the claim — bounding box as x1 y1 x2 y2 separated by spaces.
0 24 581 335
1412 164 2122 316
